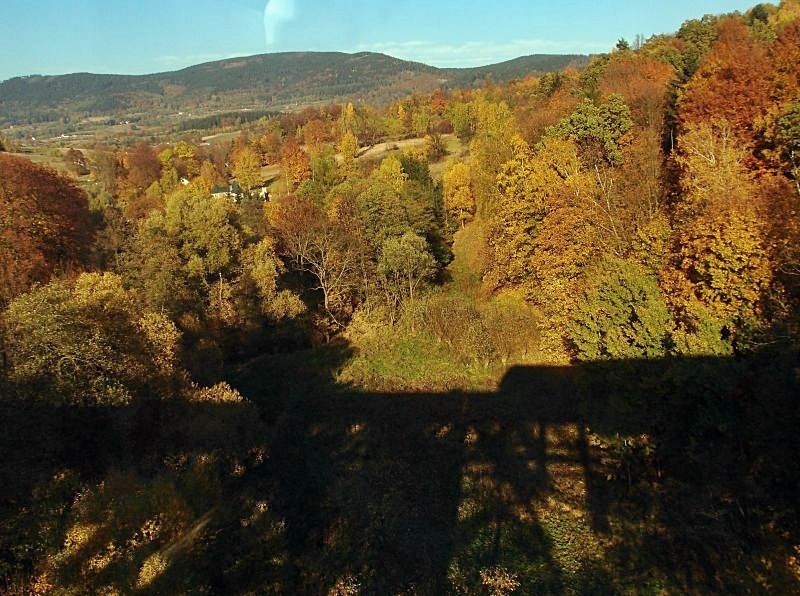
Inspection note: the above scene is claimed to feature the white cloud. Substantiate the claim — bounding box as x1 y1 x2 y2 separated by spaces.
264 0 296 46
351 39 614 68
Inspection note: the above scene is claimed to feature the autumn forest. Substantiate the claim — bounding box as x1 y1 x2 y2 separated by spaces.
1 1 800 594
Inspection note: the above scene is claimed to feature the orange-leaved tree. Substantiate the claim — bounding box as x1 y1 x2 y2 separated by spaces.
678 17 773 149
0 154 94 305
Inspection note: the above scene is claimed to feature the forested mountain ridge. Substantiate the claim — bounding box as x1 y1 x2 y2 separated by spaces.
0 51 589 125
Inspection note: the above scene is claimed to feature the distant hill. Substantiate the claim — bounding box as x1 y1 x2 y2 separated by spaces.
0 52 590 125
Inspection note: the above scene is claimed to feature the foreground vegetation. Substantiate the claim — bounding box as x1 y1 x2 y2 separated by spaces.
2 1 800 593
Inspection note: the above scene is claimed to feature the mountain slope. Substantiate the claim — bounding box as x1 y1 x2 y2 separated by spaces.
0 51 590 125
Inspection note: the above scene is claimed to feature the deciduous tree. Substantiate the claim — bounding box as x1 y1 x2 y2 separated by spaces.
443 162 474 227
279 136 311 191
0 154 93 304
377 231 437 317
268 196 358 325
663 204 773 353
302 118 330 156
338 130 360 178
678 17 773 146
568 256 672 360
126 142 162 191
231 146 262 192
469 98 519 217
545 94 634 166
3 272 179 405
372 155 407 194
674 119 752 222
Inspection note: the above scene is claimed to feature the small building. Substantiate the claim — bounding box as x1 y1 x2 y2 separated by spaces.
210 182 242 200
211 181 270 202
252 183 270 200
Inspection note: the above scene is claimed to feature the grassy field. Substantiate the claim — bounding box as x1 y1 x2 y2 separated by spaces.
429 135 470 181
357 133 468 181
201 131 242 145
261 133 466 193
7 150 69 172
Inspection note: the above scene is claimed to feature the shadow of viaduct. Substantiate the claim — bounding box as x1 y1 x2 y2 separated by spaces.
2 346 798 593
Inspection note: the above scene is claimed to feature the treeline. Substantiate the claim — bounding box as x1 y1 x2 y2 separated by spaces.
445 2 800 363
176 110 281 132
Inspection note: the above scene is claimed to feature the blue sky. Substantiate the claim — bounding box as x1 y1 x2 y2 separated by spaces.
0 0 758 81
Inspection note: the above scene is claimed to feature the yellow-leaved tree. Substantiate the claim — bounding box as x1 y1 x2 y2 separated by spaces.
3 272 180 406
486 135 601 359
372 155 408 194
231 146 262 192
338 130 360 178
468 97 520 218
665 120 774 354
442 161 474 228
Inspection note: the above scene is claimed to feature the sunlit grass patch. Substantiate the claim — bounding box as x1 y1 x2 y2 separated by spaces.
340 332 497 392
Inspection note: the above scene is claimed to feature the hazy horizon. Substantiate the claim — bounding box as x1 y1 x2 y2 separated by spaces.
0 0 756 81
0 48 594 83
